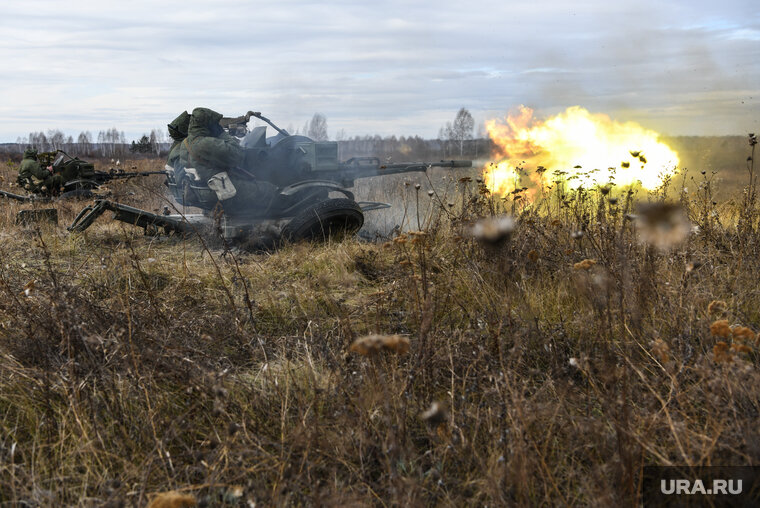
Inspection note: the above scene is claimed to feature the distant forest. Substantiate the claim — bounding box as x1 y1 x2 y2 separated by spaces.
0 135 751 177
0 105 752 182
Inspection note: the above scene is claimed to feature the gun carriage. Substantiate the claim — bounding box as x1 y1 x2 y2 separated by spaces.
68 111 472 246
1 150 165 202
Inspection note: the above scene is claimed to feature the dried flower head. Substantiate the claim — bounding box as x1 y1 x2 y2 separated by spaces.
731 343 753 355
634 202 691 250
707 300 727 315
146 492 197 508
467 215 515 245
349 334 410 356
710 320 731 339
732 326 756 343
573 259 597 271
568 356 589 371
21 280 35 297
420 401 448 426
650 339 671 364
686 261 702 273
713 341 733 363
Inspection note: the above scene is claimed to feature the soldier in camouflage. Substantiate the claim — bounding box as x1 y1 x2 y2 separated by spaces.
182 107 276 213
17 148 63 195
167 111 190 170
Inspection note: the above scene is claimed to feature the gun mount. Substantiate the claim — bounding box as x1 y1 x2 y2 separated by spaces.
69 110 472 246
68 197 375 247
3 150 167 202
43 150 166 191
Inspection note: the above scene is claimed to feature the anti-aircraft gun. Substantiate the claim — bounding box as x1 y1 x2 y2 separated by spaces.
0 150 166 203
39 150 167 191
69 111 472 245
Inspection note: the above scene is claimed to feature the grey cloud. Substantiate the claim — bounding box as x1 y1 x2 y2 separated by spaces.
0 0 758 139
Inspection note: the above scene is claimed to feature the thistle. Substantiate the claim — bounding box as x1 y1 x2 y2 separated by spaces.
710 320 731 339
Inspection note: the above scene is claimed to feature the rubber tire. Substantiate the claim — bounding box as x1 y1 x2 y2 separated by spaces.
281 198 364 243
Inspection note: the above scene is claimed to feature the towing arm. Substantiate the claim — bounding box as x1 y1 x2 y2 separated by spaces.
68 199 189 234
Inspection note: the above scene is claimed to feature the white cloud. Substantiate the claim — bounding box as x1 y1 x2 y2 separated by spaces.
0 0 758 140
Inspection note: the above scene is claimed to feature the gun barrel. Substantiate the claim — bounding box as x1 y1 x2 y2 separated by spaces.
311 159 473 187
377 160 472 171
96 170 168 183
107 170 168 177
431 160 472 168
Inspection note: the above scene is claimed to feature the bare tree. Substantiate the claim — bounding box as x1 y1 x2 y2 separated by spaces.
77 131 92 156
47 130 65 151
149 128 166 156
29 132 48 151
475 123 485 159
307 113 329 141
149 130 159 155
451 107 474 156
438 124 454 158
118 131 127 156
97 131 106 156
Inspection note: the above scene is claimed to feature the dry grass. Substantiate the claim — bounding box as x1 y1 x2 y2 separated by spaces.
0 147 759 506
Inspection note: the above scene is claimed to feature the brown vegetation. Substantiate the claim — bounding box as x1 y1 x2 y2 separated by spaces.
0 141 759 506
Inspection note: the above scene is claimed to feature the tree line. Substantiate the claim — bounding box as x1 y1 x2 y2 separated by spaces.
9 108 490 161
299 108 489 160
15 128 170 158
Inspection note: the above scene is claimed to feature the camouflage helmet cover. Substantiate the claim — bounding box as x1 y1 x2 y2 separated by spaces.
167 111 191 140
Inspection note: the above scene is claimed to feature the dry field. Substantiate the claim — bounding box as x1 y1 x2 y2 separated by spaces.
0 149 759 506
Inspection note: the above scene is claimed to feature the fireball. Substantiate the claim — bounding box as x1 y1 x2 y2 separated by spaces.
483 106 679 195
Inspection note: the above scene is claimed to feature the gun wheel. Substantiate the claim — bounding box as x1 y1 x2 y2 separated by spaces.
281 198 364 243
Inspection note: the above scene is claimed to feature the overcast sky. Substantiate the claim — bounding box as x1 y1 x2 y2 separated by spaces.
1 0 758 142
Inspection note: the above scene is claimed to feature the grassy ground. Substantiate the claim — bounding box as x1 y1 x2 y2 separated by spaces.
0 148 759 506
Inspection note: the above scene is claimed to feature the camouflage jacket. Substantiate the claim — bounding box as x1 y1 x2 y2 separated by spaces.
18 153 49 187
167 111 190 169
183 107 244 182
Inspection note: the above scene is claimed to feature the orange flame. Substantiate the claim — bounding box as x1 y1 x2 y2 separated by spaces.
483 106 680 195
